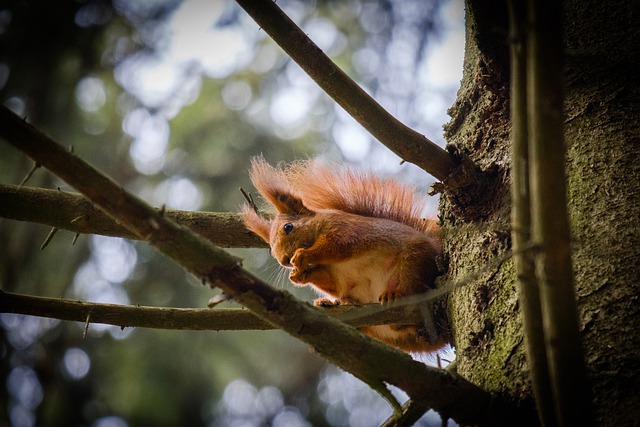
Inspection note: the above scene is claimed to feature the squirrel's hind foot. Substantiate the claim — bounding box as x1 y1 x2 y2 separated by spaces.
313 298 340 307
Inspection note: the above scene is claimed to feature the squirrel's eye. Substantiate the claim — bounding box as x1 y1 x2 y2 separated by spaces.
283 223 294 235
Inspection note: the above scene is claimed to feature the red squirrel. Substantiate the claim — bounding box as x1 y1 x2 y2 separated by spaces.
242 156 445 352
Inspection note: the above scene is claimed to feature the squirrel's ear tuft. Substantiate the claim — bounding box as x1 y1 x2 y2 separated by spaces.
241 205 272 243
248 156 314 216
274 193 313 216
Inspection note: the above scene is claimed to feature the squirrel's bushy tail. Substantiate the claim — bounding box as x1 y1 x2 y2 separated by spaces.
286 160 437 234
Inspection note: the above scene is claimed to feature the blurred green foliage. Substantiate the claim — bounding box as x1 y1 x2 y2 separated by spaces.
0 0 459 426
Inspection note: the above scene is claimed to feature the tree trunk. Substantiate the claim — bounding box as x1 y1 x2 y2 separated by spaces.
442 0 639 424
563 0 640 423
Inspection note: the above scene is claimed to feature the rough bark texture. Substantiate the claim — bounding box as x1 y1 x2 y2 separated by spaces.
441 0 529 403
563 0 640 423
443 0 639 424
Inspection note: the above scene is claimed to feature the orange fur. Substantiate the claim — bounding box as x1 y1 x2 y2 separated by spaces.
242 156 444 353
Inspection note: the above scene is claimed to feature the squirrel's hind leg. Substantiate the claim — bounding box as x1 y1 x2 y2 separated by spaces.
381 240 439 303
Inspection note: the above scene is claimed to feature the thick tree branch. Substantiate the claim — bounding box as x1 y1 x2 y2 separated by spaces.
234 0 464 182
0 291 426 331
0 183 266 248
0 106 527 425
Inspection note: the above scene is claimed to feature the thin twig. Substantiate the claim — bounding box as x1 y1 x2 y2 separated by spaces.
18 161 40 187
239 187 258 213
83 313 91 340
0 290 426 331
381 399 432 427
40 227 58 250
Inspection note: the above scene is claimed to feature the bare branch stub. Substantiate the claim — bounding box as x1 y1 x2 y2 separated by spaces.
435 145 501 221
239 187 258 214
40 227 59 250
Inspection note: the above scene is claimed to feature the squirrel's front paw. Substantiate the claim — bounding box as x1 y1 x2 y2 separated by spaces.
290 249 308 271
289 268 308 285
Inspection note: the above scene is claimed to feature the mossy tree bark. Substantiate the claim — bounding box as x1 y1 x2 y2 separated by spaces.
442 0 639 424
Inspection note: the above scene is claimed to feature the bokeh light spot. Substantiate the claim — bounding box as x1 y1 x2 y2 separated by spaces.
62 348 91 380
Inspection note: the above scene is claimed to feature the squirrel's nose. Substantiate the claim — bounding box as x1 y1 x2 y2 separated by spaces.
279 256 291 267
